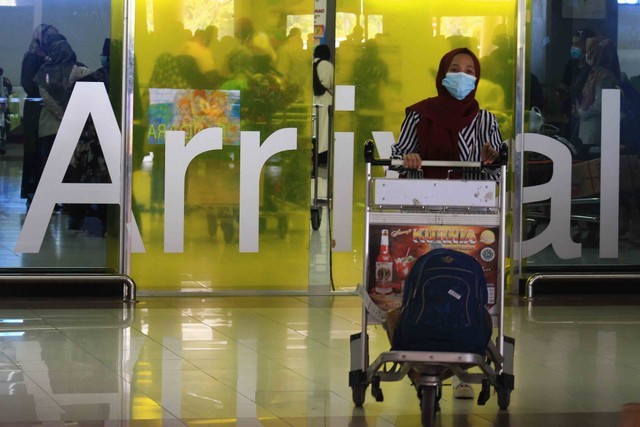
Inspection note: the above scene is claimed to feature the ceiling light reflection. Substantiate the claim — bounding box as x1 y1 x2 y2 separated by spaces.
0 332 25 337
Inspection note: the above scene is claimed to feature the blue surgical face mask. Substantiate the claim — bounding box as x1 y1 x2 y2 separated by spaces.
441 72 477 100
570 47 583 59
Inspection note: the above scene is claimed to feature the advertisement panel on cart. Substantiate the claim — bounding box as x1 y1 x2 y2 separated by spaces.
367 223 499 314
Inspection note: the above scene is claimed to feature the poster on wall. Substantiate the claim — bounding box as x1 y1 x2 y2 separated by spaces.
314 0 327 46
367 223 500 314
147 89 240 145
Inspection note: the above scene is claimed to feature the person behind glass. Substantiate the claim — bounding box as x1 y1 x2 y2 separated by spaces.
21 24 59 99
179 28 221 87
391 48 502 181
556 28 595 141
577 36 620 152
312 44 334 167
33 34 85 195
276 27 308 101
20 24 59 206
391 48 501 401
63 39 111 234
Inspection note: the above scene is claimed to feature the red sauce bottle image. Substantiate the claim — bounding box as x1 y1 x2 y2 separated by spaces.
374 229 394 294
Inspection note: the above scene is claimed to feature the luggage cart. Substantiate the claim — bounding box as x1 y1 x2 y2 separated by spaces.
349 140 515 426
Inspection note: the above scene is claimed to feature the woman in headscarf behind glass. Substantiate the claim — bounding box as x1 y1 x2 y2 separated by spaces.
20 24 59 207
34 33 85 167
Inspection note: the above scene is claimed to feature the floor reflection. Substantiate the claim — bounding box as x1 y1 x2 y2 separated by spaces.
0 296 638 425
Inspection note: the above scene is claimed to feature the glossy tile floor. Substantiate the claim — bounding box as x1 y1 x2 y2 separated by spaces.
1 294 640 426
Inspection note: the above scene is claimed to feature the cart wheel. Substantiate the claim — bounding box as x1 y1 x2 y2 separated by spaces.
311 207 322 231
278 216 288 238
207 214 217 237
351 383 368 407
497 387 511 410
221 220 234 244
420 385 438 427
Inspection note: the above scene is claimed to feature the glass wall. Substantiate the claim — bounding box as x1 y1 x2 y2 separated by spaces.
130 0 314 291
0 0 117 271
331 0 518 288
521 0 640 275
4 0 640 293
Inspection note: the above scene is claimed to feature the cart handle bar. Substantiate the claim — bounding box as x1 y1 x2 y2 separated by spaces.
363 139 509 169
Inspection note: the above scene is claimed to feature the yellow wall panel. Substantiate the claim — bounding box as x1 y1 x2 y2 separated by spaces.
131 0 314 291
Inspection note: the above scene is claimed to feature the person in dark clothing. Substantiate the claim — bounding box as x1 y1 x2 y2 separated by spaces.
31 33 86 222
20 24 59 206
34 33 82 172
63 38 111 235
556 28 595 141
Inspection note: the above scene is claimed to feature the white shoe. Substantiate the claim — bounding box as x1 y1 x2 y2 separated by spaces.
453 383 474 399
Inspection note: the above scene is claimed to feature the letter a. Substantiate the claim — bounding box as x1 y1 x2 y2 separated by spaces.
15 82 143 253
521 133 581 259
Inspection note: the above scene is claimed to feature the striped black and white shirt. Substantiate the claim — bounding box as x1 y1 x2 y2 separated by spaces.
391 109 503 180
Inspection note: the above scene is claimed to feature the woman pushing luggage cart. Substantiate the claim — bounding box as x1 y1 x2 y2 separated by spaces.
348 47 515 426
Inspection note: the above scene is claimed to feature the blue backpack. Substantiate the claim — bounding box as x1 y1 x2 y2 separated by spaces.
391 248 492 355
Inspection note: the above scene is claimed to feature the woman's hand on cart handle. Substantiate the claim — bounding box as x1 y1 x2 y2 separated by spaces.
403 153 422 169
480 143 509 169
481 143 499 164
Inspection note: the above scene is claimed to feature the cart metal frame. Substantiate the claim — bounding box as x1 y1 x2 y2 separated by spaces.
349 140 515 426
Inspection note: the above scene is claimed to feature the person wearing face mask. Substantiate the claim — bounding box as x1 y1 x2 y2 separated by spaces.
389 48 502 401
556 28 595 141
561 28 595 99
391 48 502 181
